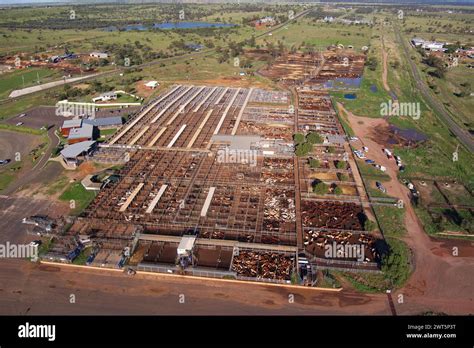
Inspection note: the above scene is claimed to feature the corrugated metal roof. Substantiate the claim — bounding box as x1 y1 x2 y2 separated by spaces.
60 141 96 158
68 123 94 139
83 116 122 127
62 119 82 129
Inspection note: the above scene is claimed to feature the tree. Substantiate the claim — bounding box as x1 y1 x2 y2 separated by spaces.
336 160 347 170
306 132 323 144
295 142 312 156
293 133 305 144
381 239 410 287
366 56 378 71
313 181 328 195
308 158 319 168
333 186 343 195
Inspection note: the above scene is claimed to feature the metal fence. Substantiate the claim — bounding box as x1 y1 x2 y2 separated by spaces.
137 262 237 279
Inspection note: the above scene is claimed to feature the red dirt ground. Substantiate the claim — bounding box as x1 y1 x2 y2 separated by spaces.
337 102 474 314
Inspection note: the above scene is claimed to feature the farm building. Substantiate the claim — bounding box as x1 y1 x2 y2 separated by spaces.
68 123 97 144
60 141 96 168
92 92 117 103
83 116 122 129
144 81 159 89
61 119 83 137
90 52 109 59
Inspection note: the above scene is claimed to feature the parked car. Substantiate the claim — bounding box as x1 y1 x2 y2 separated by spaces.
353 150 366 159
376 181 386 193
383 148 393 159
0 159 11 166
15 122 23 126
365 159 375 164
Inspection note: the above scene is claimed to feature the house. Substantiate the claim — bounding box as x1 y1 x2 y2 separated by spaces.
67 123 97 144
411 38 447 52
90 52 109 59
50 56 61 63
255 16 276 28
411 37 425 47
144 81 159 89
83 116 122 129
60 141 96 168
60 119 82 137
423 42 446 52
92 91 117 103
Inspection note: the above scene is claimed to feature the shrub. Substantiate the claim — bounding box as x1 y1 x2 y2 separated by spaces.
313 181 328 195
306 131 323 144
308 158 320 168
293 133 305 144
336 160 347 169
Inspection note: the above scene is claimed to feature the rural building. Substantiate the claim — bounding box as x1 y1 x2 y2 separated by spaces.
60 119 83 137
60 141 96 168
90 52 109 59
144 81 159 89
255 16 276 28
411 37 447 52
92 91 117 103
83 116 123 129
68 123 97 144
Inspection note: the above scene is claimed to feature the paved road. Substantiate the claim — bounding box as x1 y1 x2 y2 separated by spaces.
394 25 474 153
8 73 103 98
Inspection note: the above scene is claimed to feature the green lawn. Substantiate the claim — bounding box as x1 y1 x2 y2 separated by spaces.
0 68 60 99
0 172 14 192
59 182 96 215
372 205 407 238
357 161 390 182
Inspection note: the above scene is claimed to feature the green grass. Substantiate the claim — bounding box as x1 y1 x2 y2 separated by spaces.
373 205 406 238
0 123 45 135
381 237 411 288
261 18 371 49
0 172 14 192
317 270 342 289
72 247 92 265
0 68 59 99
357 161 390 182
59 182 96 215
331 71 390 118
45 175 70 195
38 238 54 257
415 206 473 237
336 271 390 293
100 128 117 137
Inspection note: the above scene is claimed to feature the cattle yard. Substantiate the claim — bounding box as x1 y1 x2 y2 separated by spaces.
259 49 365 87
44 48 384 285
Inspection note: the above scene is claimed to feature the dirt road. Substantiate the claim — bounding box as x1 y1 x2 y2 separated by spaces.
337 102 474 314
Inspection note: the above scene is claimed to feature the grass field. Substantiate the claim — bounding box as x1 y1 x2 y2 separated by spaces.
0 68 60 99
259 18 372 50
59 182 96 215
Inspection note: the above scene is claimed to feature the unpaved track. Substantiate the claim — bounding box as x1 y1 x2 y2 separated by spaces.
381 39 391 94
337 102 474 314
